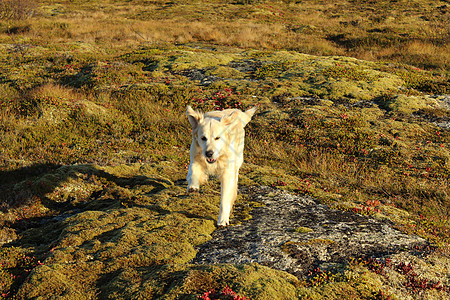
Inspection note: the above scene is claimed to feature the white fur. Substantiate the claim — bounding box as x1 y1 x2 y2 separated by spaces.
186 105 257 226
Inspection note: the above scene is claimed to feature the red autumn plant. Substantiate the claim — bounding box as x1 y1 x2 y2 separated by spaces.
198 285 249 300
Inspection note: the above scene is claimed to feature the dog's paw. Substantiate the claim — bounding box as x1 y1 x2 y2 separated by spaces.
217 220 229 227
187 187 199 193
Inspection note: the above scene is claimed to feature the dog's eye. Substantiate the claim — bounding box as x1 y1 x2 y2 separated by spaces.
201 136 207 141
214 137 220 140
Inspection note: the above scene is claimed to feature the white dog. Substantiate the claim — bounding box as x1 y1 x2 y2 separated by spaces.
186 105 257 226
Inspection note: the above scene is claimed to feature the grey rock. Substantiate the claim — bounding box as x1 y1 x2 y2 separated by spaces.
193 186 426 277
437 95 450 109
228 59 262 73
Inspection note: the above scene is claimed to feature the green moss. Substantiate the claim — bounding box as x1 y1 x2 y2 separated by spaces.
298 264 386 300
323 65 381 82
307 239 336 245
16 264 98 300
205 66 245 79
15 165 217 297
289 226 314 234
255 62 291 79
386 94 439 114
167 51 239 71
174 264 300 300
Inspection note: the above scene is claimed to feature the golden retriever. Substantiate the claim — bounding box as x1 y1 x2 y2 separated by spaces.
186 105 257 226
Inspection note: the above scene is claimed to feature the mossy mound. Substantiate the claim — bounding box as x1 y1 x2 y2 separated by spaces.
17 208 214 299
6 163 210 298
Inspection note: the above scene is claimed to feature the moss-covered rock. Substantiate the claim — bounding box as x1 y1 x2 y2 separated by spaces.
387 94 440 114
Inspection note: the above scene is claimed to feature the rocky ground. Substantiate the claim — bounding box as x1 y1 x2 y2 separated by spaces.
194 186 427 278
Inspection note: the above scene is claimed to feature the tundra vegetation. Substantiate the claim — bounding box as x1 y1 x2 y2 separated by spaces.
0 0 449 299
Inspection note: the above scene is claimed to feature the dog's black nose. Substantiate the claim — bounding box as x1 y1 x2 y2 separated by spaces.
205 150 214 158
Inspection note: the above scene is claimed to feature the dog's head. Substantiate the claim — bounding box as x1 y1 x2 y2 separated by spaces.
186 106 257 164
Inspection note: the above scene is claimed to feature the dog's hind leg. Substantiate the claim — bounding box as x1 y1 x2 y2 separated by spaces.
217 169 238 226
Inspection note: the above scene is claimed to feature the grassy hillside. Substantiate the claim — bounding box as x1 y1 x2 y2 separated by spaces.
0 0 449 299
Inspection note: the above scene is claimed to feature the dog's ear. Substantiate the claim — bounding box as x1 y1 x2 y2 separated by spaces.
238 106 258 127
220 111 239 126
245 106 258 119
186 106 203 129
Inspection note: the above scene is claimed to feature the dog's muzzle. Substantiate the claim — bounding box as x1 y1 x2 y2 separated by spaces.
205 150 216 164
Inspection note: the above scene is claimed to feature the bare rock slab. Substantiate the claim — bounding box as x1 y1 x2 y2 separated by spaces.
193 186 427 277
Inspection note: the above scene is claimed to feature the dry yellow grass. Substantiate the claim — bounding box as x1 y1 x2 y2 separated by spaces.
1 0 445 70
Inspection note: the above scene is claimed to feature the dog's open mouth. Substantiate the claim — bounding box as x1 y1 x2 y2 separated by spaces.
206 158 217 164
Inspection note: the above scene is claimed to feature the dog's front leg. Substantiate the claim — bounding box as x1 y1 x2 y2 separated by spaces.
187 161 204 192
218 169 238 226
187 141 207 192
